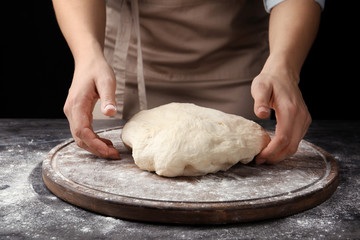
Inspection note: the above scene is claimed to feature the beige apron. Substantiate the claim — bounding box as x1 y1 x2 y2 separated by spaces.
103 0 269 120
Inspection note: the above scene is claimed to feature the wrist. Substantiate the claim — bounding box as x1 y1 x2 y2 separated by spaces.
72 39 105 65
261 54 301 84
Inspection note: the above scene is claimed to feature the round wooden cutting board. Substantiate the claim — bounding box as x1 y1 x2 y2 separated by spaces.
42 127 338 224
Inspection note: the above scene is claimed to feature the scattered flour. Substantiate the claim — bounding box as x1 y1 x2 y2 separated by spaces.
49 128 330 203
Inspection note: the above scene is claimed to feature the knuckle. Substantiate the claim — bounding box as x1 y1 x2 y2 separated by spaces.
254 81 269 94
277 134 289 146
73 127 85 139
300 106 309 118
307 113 313 126
63 101 71 116
63 95 77 117
75 139 86 149
101 94 114 104
255 80 268 89
95 75 115 87
63 106 71 117
251 79 268 94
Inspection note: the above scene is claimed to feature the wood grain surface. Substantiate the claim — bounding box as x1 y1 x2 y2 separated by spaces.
42 127 338 224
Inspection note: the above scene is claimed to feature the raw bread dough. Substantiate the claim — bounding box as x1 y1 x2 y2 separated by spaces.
121 103 270 177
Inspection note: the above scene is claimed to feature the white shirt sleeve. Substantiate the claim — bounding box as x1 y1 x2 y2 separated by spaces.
263 0 325 13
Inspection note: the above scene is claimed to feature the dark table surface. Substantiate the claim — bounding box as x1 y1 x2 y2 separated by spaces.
0 119 359 239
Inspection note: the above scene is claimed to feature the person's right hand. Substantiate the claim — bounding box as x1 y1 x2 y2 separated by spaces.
63 55 120 159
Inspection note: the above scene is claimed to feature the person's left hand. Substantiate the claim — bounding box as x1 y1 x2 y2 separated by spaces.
251 69 312 164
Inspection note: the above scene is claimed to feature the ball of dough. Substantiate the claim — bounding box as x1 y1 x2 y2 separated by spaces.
121 103 270 177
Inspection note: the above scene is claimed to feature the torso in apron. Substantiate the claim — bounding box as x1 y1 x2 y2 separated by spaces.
104 0 269 119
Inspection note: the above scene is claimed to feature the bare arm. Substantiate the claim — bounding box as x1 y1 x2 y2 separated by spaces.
53 0 119 159
265 0 321 77
251 0 322 164
52 0 106 62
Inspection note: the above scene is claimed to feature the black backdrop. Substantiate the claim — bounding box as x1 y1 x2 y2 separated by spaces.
1 0 358 119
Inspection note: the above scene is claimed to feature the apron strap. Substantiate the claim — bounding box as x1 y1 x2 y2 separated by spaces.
131 0 148 111
106 0 147 118
113 0 130 119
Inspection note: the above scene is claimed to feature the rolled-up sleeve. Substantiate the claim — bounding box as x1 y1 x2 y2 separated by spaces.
263 0 325 13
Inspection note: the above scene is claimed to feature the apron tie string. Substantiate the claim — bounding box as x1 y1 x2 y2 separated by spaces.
106 0 147 118
131 0 148 111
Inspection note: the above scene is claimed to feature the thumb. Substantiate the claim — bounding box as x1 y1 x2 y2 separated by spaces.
97 76 117 117
251 80 272 119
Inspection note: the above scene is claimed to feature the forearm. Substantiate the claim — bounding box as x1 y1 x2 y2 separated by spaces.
263 0 322 80
52 0 107 63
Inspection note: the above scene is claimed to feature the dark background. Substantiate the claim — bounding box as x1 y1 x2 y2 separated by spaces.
1 0 358 119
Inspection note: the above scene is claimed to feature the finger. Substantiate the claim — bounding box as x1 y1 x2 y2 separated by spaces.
95 73 117 117
263 103 311 164
69 99 120 159
265 138 298 164
75 137 120 160
97 137 121 159
255 98 294 164
270 103 297 162
257 108 311 165
255 132 289 164
99 137 115 146
251 79 272 119
77 127 120 159
301 109 312 139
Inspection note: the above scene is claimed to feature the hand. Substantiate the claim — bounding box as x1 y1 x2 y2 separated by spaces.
63 56 120 159
251 69 311 164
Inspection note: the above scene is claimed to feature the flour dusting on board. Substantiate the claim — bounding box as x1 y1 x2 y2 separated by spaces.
50 128 329 203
